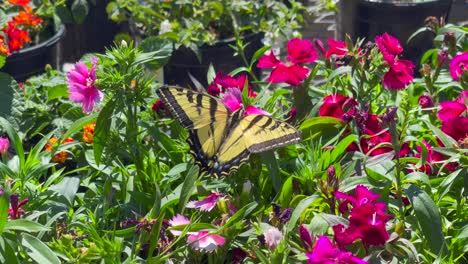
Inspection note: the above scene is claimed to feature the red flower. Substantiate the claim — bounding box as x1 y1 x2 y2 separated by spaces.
2 22 31 52
335 185 381 214
382 59 415 90
449 52 468 81
319 94 357 120
375 33 403 63
7 0 30 6
0 36 10 55
258 38 317 86
8 193 28 220
152 100 166 112
418 94 434 109
437 90 468 121
325 38 348 59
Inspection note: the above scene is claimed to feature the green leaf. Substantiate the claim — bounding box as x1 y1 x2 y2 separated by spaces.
250 45 271 67
300 116 344 141
0 195 8 234
5 220 50 233
437 169 463 202
139 37 173 69
286 194 318 233
71 0 89 24
177 165 198 213
93 98 116 165
0 236 19 264
0 116 24 168
0 73 16 118
327 66 351 81
405 185 446 254
0 55 5 69
330 134 357 163
49 177 80 207
21 233 60 264
261 151 281 193
222 202 257 231
60 113 97 143
423 121 458 149
278 176 293 208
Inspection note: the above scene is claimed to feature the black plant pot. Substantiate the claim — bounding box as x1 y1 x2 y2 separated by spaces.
164 33 264 88
337 0 453 67
2 25 66 82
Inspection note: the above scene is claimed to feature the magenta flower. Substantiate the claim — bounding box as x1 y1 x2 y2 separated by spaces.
220 88 271 116
382 59 415 90
335 185 381 214
347 203 392 246
306 236 368 264
299 225 314 253
186 192 223 212
449 52 468 80
264 227 283 249
375 33 403 62
258 38 317 86
0 137 9 154
441 117 468 143
207 72 256 98
168 214 191 236
319 94 357 120
67 57 103 113
437 90 468 122
325 38 348 59
187 231 226 252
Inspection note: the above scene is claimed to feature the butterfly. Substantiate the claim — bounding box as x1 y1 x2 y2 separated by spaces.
156 86 301 176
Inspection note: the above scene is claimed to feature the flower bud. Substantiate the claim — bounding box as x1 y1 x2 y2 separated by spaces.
418 94 434 109
299 225 314 253
313 38 326 57
437 49 448 66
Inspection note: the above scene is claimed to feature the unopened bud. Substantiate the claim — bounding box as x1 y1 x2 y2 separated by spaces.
418 94 434 109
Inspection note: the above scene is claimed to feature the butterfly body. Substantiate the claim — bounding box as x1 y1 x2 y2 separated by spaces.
156 86 301 176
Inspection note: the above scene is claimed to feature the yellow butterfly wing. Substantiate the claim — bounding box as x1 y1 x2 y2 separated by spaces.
156 86 230 160
213 114 302 176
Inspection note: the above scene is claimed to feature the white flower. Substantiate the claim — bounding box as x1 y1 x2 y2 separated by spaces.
264 227 283 249
159 20 172 34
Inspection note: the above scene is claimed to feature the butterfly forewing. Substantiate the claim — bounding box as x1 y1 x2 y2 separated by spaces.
156 86 230 130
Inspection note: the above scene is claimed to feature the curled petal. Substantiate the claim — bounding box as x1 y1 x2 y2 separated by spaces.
257 51 281 69
244 105 271 116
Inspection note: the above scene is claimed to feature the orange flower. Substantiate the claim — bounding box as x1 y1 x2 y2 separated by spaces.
13 7 43 27
83 123 96 144
0 37 9 56
45 137 75 164
7 0 30 6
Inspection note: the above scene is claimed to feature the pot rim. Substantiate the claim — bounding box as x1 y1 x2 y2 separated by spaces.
8 24 66 58
359 0 452 7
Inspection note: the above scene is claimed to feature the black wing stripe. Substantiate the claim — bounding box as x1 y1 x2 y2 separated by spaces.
156 86 195 128
248 132 301 153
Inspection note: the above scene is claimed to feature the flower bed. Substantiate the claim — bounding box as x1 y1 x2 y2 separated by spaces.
0 3 467 263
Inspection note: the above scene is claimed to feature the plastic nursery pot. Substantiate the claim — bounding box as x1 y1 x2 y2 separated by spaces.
163 32 264 88
2 25 66 82
336 0 453 67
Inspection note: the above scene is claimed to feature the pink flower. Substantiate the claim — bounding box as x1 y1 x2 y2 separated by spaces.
258 38 317 86
168 214 191 236
437 90 468 122
67 57 103 113
335 185 381 214
186 192 223 212
319 94 357 120
220 88 271 116
449 52 468 80
325 39 348 59
264 227 283 249
382 59 415 90
187 231 226 252
375 33 403 63
307 236 368 264
0 137 9 154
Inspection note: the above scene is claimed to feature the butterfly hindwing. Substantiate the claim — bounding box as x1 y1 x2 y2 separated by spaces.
213 114 302 176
